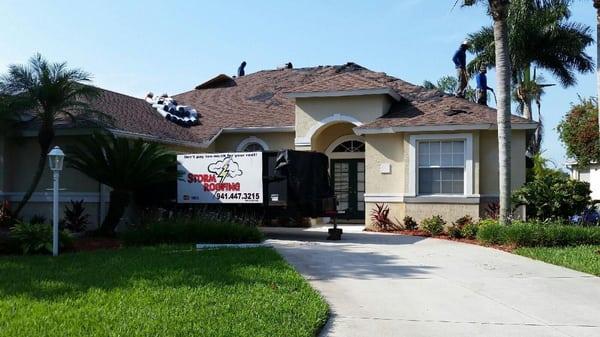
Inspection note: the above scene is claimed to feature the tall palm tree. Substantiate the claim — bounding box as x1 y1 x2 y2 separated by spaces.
66 133 177 236
0 53 112 217
460 0 513 225
466 0 593 152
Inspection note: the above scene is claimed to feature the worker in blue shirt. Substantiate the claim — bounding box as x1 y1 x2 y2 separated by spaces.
475 65 494 106
452 41 470 98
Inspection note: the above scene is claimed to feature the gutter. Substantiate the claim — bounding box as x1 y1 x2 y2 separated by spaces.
354 122 538 135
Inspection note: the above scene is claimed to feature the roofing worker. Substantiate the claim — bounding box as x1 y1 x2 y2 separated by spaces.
475 65 494 106
452 41 470 98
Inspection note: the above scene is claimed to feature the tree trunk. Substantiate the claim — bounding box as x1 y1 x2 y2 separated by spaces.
13 124 55 217
97 189 131 236
493 14 512 225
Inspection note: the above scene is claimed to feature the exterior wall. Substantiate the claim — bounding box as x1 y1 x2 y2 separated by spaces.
362 129 528 227
479 130 527 195
214 132 294 152
570 164 600 200
313 123 355 152
1 135 207 228
294 95 392 148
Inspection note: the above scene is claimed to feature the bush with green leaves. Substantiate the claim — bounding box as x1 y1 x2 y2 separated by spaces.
513 155 591 221
420 215 445 236
476 220 600 247
120 213 264 246
448 215 476 239
461 222 479 239
61 199 90 232
403 216 418 230
9 222 72 254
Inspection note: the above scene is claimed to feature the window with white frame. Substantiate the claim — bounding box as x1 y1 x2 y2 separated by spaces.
241 142 265 152
417 140 465 195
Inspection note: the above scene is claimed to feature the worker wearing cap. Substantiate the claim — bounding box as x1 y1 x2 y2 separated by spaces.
452 41 470 98
475 65 493 106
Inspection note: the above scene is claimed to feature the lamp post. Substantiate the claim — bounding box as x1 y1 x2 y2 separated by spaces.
48 146 65 257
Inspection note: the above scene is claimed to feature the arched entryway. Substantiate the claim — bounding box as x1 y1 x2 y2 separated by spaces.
325 135 365 221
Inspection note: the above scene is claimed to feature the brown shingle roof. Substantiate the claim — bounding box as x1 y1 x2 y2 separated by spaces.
23 63 533 146
287 72 389 94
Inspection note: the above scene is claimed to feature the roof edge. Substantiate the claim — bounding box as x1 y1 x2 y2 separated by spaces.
355 122 538 135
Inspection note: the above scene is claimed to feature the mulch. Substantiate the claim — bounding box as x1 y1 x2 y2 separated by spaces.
365 228 515 252
71 237 123 252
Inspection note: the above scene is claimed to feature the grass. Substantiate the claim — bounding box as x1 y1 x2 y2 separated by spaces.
515 245 600 276
0 246 329 337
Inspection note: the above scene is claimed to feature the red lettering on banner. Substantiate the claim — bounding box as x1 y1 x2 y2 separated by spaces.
187 173 217 183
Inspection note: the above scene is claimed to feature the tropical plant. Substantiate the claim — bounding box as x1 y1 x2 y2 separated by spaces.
448 215 475 239
460 0 513 225
0 200 14 229
557 97 599 167
61 199 90 232
9 221 72 254
595 0 600 133
0 53 112 217
370 203 400 231
423 75 477 102
66 132 177 236
466 0 593 153
513 156 591 221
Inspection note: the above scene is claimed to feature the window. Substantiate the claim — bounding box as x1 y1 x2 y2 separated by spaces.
418 140 464 195
242 142 265 152
333 140 365 153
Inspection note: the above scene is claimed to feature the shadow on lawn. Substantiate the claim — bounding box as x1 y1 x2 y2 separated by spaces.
0 246 297 301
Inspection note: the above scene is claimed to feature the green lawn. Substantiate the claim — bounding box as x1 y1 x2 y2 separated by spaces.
0 246 328 337
515 245 600 276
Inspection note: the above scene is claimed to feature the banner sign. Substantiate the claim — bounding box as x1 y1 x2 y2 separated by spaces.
177 152 263 204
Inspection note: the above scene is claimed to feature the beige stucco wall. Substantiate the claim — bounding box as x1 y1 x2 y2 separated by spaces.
214 132 294 152
1 134 207 227
294 95 392 143
479 129 527 195
364 133 405 194
312 123 356 153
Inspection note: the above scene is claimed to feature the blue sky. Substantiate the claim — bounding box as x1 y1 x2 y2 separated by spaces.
0 0 596 167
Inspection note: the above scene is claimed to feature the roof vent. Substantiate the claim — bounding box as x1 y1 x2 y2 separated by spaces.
277 62 293 70
237 61 247 77
445 109 468 116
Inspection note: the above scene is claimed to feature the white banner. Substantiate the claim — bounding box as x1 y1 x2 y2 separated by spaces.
177 152 263 204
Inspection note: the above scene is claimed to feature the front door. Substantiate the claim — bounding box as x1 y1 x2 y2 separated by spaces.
331 159 365 220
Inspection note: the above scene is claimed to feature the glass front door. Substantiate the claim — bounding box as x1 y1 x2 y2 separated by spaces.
331 159 365 220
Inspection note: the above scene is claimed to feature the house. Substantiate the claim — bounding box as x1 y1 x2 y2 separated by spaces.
0 62 536 227
566 162 600 200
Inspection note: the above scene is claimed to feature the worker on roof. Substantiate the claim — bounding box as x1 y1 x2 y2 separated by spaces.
452 41 470 98
475 65 493 106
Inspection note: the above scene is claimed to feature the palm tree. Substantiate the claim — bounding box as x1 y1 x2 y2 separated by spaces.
66 133 177 236
466 0 593 152
0 53 112 217
460 0 513 225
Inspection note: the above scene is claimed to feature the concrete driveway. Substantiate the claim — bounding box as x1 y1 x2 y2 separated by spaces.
263 226 600 337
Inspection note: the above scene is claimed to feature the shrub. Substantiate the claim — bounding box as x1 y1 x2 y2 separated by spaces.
61 200 90 232
476 219 505 245
484 202 500 220
370 203 400 231
513 155 591 221
448 215 475 239
557 97 599 167
403 216 418 230
476 221 600 247
9 222 73 254
420 215 445 236
461 222 479 239
120 214 264 246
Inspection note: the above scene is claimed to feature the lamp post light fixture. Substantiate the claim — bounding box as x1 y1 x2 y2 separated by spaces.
48 146 65 257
